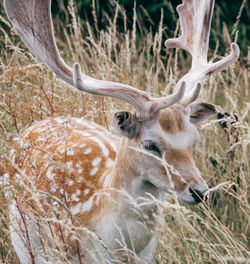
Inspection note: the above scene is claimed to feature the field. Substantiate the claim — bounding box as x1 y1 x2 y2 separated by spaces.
0 0 249 263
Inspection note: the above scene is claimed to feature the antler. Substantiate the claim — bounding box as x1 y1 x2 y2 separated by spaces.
165 0 240 104
4 0 185 121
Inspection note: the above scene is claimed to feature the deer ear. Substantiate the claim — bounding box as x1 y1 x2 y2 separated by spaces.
190 102 218 124
113 111 141 138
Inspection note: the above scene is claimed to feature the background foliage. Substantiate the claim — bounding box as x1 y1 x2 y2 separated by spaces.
51 0 249 55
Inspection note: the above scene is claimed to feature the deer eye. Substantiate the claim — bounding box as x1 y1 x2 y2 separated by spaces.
142 140 161 156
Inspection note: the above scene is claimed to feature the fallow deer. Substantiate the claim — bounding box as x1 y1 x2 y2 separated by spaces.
4 0 239 263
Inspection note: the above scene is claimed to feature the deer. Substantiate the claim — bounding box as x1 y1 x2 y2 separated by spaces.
4 0 239 263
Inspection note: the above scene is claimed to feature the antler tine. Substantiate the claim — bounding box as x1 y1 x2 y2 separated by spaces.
181 82 201 107
166 0 215 66
4 0 185 121
165 0 240 105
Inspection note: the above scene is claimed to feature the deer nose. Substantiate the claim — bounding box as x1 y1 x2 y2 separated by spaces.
189 187 208 203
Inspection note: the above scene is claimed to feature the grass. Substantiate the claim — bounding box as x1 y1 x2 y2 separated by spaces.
0 0 249 263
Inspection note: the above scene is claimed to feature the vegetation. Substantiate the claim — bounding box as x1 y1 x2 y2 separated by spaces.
0 0 249 263
50 0 250 56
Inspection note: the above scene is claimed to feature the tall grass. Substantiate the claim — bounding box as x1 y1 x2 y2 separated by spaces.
0 0 249 263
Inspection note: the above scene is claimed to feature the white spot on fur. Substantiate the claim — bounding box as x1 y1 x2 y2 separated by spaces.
67 148 75 155
77 177 83 183
106 159 114 168
95 131 119 153
76 162 81 168
84 189 90 195
71 193 80 202
75 131 92 137
90 167 98 176
71 196 94 215
46 167 55 180
66 161 73 168
15 173 21 180
71 190 81 202
90 137 109 157
76 118 95 129
84 148 92 154
50 182 58 193
36 136 45 143
92 157 102 166
68 180 74 186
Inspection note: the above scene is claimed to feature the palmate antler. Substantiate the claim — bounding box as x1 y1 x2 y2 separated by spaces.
4 0 185 121
165 0 240 105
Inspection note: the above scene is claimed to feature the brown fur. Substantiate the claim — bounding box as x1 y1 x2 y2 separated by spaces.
159 106 185 133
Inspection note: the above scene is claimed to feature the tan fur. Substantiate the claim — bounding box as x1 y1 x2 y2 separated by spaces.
9 117 120 254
